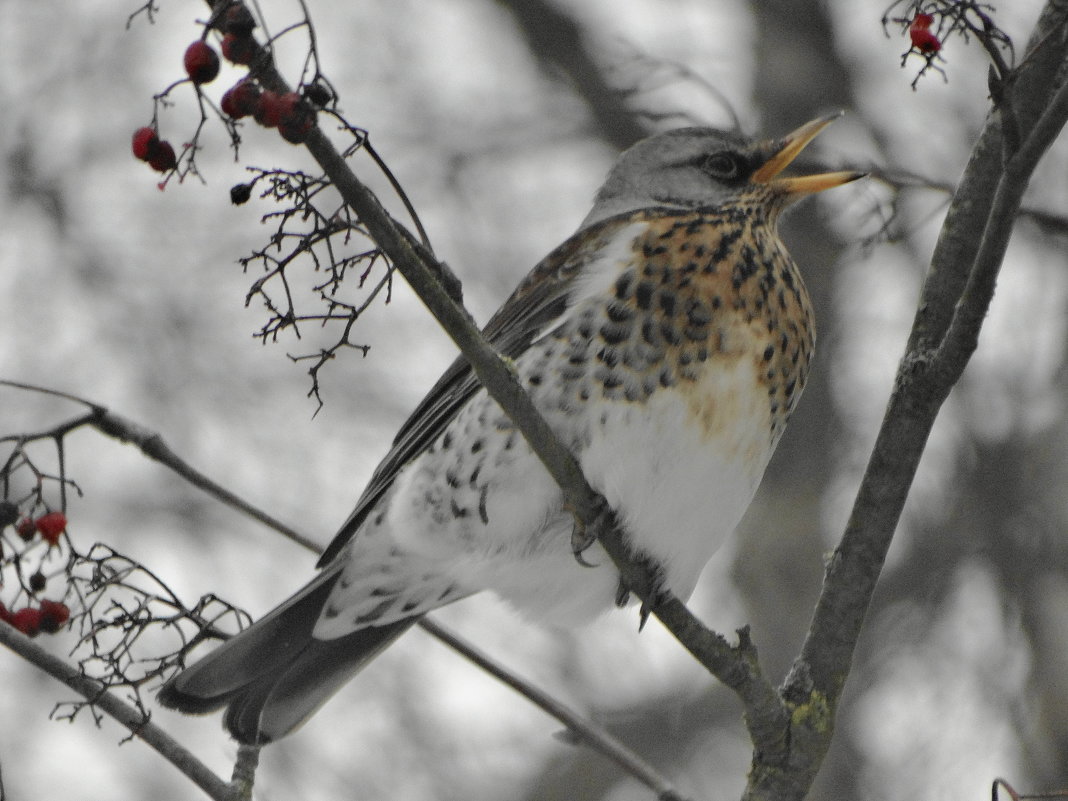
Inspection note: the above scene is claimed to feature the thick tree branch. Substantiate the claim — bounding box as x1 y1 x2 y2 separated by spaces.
747 5 1068 801
233 0 786 755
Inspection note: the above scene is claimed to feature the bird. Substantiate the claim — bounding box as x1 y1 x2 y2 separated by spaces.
158 113 864 744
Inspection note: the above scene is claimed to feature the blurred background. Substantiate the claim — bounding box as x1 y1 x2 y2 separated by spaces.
2 0 1067 799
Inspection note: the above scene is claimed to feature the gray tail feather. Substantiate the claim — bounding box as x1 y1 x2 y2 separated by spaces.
157 567 417 744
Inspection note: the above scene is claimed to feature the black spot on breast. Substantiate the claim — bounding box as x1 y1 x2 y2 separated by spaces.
711 227 743 263
661 320 682 345
763 344 775 362
598 347 620 368
615 272 634 300
606 302 634 323
600 321 630 345
659 291 677 316
641 318 661 346
686 299 712 326
732 244 760 288
635 281 655 310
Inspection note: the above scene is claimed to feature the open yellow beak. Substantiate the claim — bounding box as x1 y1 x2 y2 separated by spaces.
751 112 865 196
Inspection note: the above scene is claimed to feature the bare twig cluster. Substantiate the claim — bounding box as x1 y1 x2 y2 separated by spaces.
61 544 250 729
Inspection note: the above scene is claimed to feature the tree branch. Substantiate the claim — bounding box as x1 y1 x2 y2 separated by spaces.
749 5 1068 801
233 0 784 753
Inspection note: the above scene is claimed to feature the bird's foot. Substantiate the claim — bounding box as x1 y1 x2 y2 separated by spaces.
614 553 668 631
567 494 614 566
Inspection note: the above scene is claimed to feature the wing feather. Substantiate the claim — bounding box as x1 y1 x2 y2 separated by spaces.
317 214 633 566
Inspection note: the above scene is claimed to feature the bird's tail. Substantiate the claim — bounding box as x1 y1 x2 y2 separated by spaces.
157 567 417 744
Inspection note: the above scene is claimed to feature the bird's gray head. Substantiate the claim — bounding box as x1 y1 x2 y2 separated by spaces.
582 114 864 228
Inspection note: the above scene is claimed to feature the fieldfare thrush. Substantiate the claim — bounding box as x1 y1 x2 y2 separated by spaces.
159 113 864 743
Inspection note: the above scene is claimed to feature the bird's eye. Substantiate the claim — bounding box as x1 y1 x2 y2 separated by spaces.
701 152 742 181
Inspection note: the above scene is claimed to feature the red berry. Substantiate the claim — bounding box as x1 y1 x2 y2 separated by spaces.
10 607 42 637
0 603 12 624
132 126 160 161
223 4 256 36
39 600 71 633
184 41 220 85
15 517 35 541
221 33 256 66
34 511 67 546
221 80 261 118
149 141 178 172
911 13 935 30
254 90 284 128
277 93 315 144
910 27 941 54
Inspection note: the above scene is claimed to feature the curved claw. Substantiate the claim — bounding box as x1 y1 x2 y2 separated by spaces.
570 519 599 563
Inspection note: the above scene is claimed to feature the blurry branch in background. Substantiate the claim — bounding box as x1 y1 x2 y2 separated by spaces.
496 0 650 150
865 166 1068 244
0 380 689 801
992 777 1068 801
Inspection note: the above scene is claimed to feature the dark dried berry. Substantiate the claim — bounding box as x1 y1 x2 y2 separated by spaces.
302 82 332 107
230 183 253 205
0 500 18 529
29 571 47 593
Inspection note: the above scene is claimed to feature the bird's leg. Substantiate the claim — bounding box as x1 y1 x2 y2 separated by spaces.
567 494 614 566
614 553 668 631
569 495 669 629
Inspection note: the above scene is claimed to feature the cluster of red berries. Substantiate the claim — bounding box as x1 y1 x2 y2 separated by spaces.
0 504 72 638
909 13 941 55
221 83 316 144
1 599 71 638
129 2 317 172
13 510 67 547
131 127 178 173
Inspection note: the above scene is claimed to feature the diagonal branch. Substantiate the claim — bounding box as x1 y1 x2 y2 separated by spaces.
230 0 788 756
